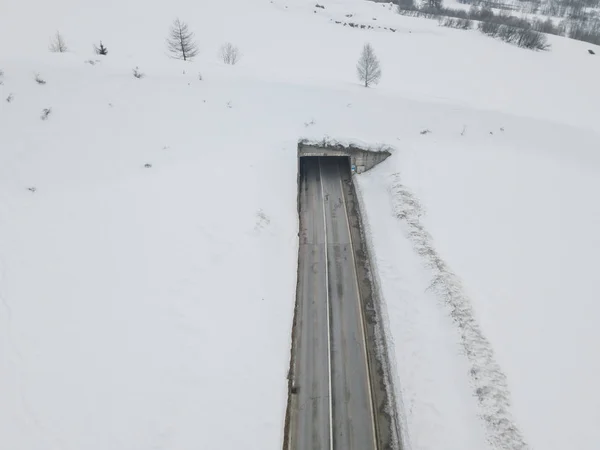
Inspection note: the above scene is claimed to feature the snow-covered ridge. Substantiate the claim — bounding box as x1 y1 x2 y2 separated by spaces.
389 174 529 450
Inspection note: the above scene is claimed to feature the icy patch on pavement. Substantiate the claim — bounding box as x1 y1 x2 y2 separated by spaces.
390 174 529 450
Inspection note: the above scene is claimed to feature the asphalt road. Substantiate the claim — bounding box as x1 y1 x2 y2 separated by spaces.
291 156 377 450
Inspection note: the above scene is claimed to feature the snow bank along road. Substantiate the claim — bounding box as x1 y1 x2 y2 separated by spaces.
288 156 378 450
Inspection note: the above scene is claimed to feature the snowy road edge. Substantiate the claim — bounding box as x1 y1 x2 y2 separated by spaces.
354 175 411 450
282 156 303 450
388 173 530 450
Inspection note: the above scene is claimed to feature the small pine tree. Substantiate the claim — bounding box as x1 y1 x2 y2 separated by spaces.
166 18 199 61
94 41 108 55
132 67 145 79
356 43 382 88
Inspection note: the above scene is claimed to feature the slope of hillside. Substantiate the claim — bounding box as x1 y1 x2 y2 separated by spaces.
1 1 599 450
358 109 600 450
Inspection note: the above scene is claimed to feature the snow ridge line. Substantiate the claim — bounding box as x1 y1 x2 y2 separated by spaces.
389 173 529 450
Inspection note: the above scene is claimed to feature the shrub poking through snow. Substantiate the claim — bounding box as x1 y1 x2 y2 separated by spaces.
514 28 549 50
478 21 501 36
49 31 68 53
498 24 519 42
166 18 199 61
220 42 242 65
34 73 46 85
478 22 549 50
439 17 472 29
356 43 382 87
132 67 145 79
6 93 14 103
40 108 52 120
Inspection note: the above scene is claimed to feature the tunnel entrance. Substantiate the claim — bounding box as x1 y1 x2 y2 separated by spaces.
299 156 351 177
297 141 391 174
297 156 352 216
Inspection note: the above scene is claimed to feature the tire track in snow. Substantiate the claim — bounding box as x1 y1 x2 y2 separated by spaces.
389 173 529 450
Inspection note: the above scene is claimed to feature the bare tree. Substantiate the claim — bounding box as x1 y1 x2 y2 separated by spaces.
166 19 199 61
356 43 382 87
220 42 241 65
49 31 68 53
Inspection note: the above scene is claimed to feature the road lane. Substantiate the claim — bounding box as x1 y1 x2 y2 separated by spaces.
293 157 331 450
320 157 377 450
291 156 377 450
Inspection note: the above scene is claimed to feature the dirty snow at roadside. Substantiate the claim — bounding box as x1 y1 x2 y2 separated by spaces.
1 0 599 450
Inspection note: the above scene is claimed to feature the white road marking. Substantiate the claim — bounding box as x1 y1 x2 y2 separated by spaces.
318 158 334 450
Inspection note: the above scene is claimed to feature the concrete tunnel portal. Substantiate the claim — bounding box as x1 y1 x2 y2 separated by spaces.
297 141 391 174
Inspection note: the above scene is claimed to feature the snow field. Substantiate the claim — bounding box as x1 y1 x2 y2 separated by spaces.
1 0 599 449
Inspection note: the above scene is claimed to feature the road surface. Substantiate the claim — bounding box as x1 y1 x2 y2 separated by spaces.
291 156 377 450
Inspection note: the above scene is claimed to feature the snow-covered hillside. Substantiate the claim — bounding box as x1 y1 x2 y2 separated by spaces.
1 1 599 450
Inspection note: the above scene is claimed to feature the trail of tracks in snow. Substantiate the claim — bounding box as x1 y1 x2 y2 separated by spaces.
389 173 529 450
